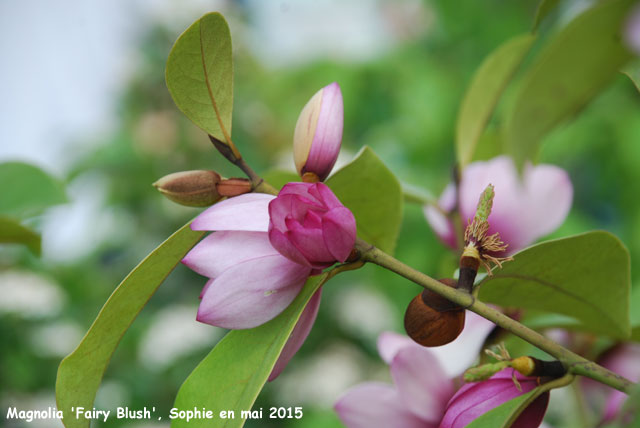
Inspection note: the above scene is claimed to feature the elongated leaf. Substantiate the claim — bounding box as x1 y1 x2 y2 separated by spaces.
466 388 542 428
0 216 41 255
505 0 634 167
456 34 536 168
623 64 640 93
326 147 403 254
172 274 327 428
0 161 66 218
479 231 631 339
56 222 204 428
166 13 233 141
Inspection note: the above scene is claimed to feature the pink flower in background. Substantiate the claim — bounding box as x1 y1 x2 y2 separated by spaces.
335 312 496 427
441 368 549 428
586 344 640 424
424 156 572 255
293 82 344 181
625 4 640 55
182 182 356 380
269 182 356 270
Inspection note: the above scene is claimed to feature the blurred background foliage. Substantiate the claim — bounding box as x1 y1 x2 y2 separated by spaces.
1 0 639 427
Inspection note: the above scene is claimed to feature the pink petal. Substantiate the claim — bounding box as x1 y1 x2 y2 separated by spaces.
182 231 277 279
377 331 417 364
197 254 311 329
424 183 457 249
599 344 640 422
390 346 454 423
268 227 311 267
335 383 431 428
286 220 334 266
191 193 274 232
268 288 322 381
322 207 356 261
428 311 496 378
269 194 295 231
520 163 573 244
441 368 547 428
317 182 344 209
305 83 343 181
280 182 322 205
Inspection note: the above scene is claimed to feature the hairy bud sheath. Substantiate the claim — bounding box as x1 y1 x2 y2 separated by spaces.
404 279 465 347
293 82 343 182
153 170 222 207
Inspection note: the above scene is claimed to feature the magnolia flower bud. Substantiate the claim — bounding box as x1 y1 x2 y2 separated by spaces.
268 182 356 270
153 170 222 207
293 82 343 182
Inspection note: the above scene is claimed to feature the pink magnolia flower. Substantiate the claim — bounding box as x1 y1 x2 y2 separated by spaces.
424 156 572 255
335 312 497 427
441 368 549 428
585 343 640 424
269 182 356 270
182 182 357 380
293 82 343 181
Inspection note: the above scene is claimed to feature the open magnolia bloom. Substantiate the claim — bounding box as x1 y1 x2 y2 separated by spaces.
335 312 504 427
424 156 572 255
182 182 356 380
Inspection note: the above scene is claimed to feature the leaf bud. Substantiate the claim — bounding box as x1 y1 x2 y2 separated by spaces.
153 170 222 207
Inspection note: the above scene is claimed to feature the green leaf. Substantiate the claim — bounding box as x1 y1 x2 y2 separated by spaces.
172 274 327 428
56 222 204 428
0 161 66 218
466 388 542 428
623 63 640 94
631 286 640 341
326 146 403 254
262 169 299 190
456 34 536 168
166 12 233 142
505 0 634 167
402 181 437 205
0 216 41 255
479 231 631 339
532 0 561 30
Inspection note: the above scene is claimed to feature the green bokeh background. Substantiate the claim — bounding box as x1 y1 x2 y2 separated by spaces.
2 1 639 427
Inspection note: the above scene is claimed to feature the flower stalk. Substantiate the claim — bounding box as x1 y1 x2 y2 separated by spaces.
355 237 635 394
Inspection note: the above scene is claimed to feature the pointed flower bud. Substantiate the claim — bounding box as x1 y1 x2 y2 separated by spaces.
293 82 344 182
153 170 221 207
268 182 356 270
441 368 549 428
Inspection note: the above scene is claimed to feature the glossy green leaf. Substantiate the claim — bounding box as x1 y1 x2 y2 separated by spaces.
56 222 204 428
172 274 327 428
631 286 640 341
166 12 233 142
532 0 561 30
326 147 403 254
623 64 640 93
0 216 41 255
505 0 634 167
479 231 631 339
456 34 536 168
0 161 66 218
466 388 541 428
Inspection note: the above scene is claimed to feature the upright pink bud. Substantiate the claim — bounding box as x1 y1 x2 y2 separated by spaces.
268 182 356 270
441 368 549 428
625 4 640 55
293 82 344 182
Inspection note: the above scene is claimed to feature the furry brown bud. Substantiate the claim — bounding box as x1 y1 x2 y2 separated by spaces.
153 170 222 207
